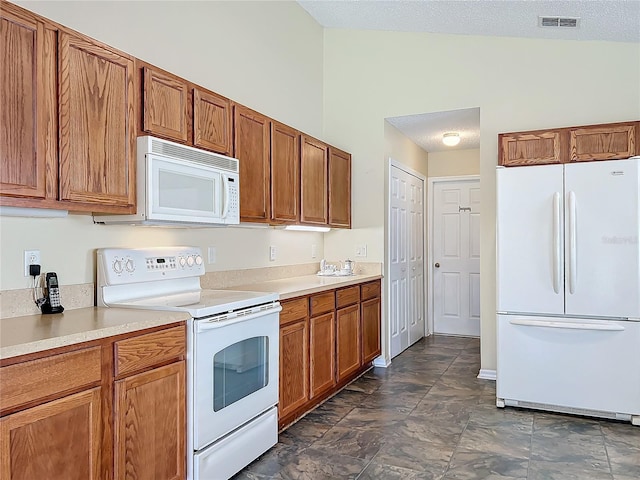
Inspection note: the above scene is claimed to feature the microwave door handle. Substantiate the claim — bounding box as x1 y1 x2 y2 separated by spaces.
221 175 230 219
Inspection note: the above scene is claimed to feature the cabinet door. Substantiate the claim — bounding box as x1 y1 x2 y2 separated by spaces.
234 105 270 222
0 388 101 480
309 312 335 399
569 122 637 161
142 67 189 143
271 121 299 223
279 319 308 420
58 31 135 210
114 361 186 480
193 88 232 154
328 147 351 228
300 135 329 225
499 130 562 166
336 304 361 382
0 5 56 201
361 297 381 364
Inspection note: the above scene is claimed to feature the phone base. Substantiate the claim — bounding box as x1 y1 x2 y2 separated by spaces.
41 304 64 314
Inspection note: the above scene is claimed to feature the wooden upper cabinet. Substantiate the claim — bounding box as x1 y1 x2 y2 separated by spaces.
193 88 232 155
234 104 271 222
328 147 351 228
58 31 135 210
300 135 329 225
142 66 188 142
0 388 102 480
569 122 637 162
0 4 56 201
271 121 299 223
499 130 562 166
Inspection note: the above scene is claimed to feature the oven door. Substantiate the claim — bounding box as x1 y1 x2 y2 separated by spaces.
192 304 281 450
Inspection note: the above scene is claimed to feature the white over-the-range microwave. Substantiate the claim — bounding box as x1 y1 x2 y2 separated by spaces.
94 136 240 226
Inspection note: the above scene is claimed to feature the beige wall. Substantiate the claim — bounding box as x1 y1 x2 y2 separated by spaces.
428 149 480 178
321 29 640 370
1 1 325 291
384 121 429 177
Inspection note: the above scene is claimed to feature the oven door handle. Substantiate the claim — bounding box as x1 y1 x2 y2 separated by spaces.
196 305 282 332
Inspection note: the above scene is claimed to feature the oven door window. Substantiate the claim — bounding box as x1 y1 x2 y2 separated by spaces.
213 336 269 411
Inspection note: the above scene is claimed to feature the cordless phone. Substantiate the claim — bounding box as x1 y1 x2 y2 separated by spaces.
41 272 64 314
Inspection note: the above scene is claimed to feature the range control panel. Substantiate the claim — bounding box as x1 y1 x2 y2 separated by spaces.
98 246 205 285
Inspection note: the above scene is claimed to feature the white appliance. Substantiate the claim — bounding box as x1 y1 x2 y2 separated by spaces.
94 136 240 226
496 158 640 425
97 247 281 479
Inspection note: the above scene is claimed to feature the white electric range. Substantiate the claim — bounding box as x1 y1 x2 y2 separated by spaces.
97 246 281 480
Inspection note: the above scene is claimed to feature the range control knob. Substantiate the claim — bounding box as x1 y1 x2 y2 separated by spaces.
113 259 123 274
187 256 195 267
195 255 203 266
125 259 135 273
179 257 186 267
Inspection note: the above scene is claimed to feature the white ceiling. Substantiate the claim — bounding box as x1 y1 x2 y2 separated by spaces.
387 108 480 153
298 1 640 43
299 0 639 153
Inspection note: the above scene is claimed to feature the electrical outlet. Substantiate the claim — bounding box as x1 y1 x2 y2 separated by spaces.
355 244 368 257
24 249 41 276
311 244 317 258
207 246 216 264
269 245 276 261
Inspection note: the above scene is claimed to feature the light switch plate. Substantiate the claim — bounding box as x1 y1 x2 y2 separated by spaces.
207 246 216 264
355 244 367 257
269 246 276 261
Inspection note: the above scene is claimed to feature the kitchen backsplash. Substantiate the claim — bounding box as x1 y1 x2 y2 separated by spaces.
0 262 382 319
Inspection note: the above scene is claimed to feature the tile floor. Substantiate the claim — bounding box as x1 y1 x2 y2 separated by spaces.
234 335 640 479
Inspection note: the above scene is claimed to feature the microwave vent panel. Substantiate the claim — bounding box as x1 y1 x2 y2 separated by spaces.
150 138 239 173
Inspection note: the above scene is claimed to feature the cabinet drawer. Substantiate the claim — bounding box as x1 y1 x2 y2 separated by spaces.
0 347 102 414
361 281 381 300
115 326 185 378
310 291 335 316
280 297 308 326
336 286 360 308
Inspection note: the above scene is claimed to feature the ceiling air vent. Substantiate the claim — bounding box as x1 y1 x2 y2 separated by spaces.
539 16 580 28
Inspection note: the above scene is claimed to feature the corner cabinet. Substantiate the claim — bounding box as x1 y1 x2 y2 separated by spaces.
0 1 136 213
0 322 186 480
278 279 381 430
0 4 55 202
499 121 639 167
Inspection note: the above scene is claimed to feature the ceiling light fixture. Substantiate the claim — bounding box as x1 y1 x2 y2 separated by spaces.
442 132 460 147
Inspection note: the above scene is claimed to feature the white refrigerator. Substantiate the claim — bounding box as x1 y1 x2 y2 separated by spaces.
496 158 640 425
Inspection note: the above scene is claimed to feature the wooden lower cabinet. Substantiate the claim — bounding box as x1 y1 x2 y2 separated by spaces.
278 280 382 429
336 304 361 382
309 312 336 399
0 322 186 480
279 319 308 419
0 388 102 480
114 361 185 480
361 297 382 364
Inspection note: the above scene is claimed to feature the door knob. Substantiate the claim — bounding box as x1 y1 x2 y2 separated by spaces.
434 263 440 268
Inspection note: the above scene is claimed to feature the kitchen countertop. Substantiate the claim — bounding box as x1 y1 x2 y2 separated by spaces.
229 273 382 300
0 307 189 361
0 274 381 361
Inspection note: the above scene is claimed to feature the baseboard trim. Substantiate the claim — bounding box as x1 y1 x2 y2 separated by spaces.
372 356 390 368
477 369 496 381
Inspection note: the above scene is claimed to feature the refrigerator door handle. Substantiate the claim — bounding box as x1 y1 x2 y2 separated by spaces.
509 319 624 331
553 192 561 294
568 191 577 294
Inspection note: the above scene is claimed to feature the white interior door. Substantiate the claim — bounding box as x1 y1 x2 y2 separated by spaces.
390 164 426 358
432 178 480 336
